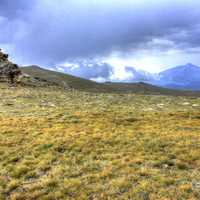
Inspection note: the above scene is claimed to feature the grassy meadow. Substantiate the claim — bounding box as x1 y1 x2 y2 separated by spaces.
0 83 200 199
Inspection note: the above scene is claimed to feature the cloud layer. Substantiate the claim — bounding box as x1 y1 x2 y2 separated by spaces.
1 0 200 69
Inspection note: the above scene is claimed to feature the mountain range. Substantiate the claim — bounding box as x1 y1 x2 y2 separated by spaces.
50 63 200 90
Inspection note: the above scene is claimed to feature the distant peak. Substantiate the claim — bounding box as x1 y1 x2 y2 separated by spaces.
26 65 41 69
185 63 195 67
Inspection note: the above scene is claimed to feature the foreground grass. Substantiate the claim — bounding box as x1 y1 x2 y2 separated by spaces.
0 84 200 200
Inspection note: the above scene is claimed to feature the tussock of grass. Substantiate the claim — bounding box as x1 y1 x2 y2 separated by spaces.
0 83 200 199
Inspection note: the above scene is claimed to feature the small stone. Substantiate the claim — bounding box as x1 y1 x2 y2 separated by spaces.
182 102 190 106
157 103 164 107
143 108 154 111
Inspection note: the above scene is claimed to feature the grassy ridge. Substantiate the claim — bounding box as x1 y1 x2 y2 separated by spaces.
21 66 200 96
21 66 114 92
0 83 200 199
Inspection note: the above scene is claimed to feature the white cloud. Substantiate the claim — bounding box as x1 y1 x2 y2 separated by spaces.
109 66 134 81
90 77 107 82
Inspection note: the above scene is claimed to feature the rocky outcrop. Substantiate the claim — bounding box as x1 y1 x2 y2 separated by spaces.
0 49 22 84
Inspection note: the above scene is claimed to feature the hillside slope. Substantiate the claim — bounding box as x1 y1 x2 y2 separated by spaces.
21 66 200 96
21 66 113 92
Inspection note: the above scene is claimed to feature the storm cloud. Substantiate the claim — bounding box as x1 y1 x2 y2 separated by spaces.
1 0 200 68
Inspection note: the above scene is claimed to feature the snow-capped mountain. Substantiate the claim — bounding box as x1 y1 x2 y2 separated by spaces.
155 63 200 90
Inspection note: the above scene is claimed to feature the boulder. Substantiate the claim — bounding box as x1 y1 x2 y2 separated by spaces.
0 49 22 84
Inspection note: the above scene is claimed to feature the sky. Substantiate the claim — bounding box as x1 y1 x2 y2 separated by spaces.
1 0 200 80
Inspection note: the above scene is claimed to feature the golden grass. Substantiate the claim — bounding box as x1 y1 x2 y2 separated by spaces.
0 83 200 199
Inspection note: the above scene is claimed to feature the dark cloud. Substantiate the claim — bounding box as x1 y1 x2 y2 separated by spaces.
168 24 200 49
0 0 35 18
0 0 200 66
